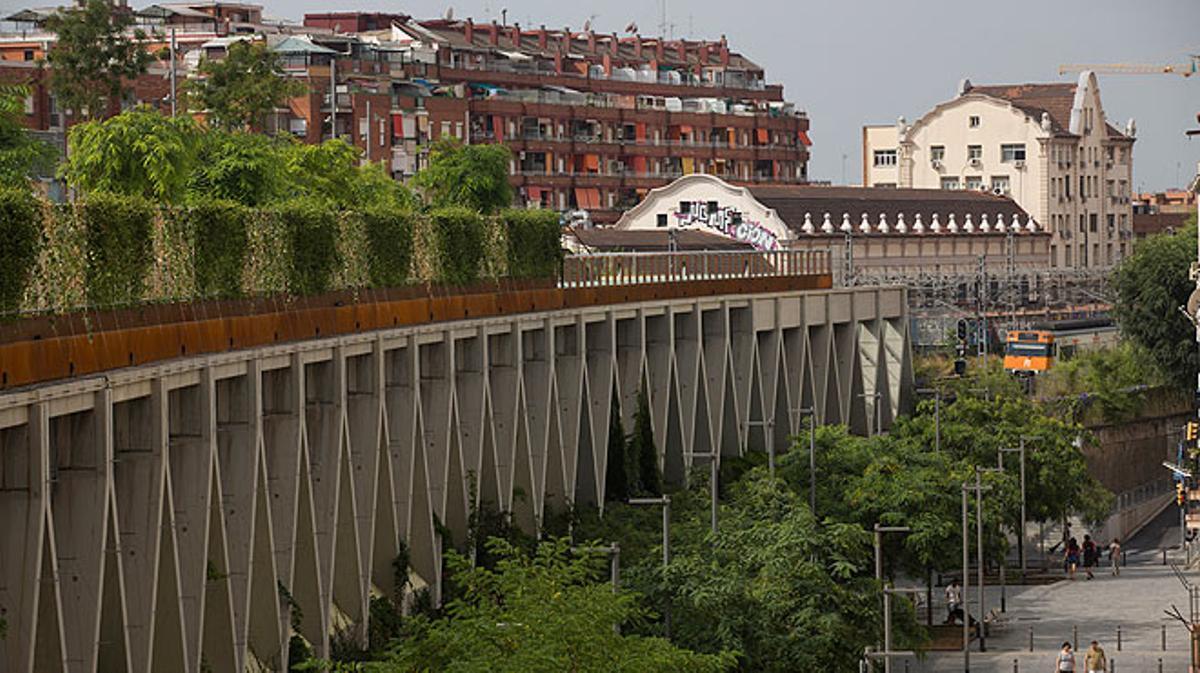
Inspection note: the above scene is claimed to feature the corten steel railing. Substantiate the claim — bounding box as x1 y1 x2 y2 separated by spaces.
560 249 830 288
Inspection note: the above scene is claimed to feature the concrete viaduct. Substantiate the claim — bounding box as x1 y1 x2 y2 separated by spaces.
0 250 912 672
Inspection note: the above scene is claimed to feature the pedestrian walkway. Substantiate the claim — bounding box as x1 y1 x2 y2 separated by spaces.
894 563 1193 672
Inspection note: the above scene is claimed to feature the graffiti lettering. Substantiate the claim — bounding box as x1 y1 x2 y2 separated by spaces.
671 201 780 251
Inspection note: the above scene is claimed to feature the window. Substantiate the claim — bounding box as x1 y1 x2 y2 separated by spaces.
1089 214 1098 232
1106 214 1115 231
873 149 897 167
23 95 33 115
1050 178 1057 197
1064 174 1071 198
1000 144 1026 162
677 201 691 214
1119 179 1127 197
1079 175 1085 198
23 49 33 61
872 182 897 188
969 115 980 128
1106 179 1114 197
941 177 961 190
991 176 1010 193
656 213 668 228
1079 214 1085 232
930 145 945 162
965 176 983 191
967 145 982 160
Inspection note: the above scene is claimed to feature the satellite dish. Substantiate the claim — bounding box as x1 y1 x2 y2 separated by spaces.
625 21 638 33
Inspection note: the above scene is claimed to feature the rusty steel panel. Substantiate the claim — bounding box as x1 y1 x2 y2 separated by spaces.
0 274 833 390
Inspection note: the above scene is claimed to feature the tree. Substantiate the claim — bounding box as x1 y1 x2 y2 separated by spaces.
189 40 305 131
659 474 891 673
1111 217 1199 391
44 0 151 119
188 130 287 206
413 139 513 213
0 84 56 184
63 108 198 203
376 538 734 673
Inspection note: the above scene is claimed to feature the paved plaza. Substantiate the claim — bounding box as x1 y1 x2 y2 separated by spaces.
897 509 1196 672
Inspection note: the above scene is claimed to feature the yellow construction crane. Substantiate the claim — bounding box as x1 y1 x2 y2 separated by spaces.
1059 55 1199 78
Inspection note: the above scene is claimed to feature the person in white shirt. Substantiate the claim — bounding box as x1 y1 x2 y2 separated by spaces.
944 580 962 624
1057 641 1076 672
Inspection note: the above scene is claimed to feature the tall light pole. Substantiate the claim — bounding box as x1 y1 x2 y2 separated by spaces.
875 524 911 673
999 437 1033 576
630 495 672 637
962 477 992 668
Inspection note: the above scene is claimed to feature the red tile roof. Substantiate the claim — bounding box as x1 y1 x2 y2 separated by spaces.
964 82 1078 135
568 227 753 252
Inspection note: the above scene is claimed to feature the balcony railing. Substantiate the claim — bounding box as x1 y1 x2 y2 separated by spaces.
478 132 802 152
560 249 830 288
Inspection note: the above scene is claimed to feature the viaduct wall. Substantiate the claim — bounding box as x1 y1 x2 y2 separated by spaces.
0 282 910 672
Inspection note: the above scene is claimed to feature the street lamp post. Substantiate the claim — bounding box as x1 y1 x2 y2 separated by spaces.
999 437 1033 576
962 477 992 669
630 495 672 637
875 524 911 673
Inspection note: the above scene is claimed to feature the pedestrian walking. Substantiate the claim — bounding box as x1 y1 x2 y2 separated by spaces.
1082 534 1097 580
1108 537 1121 576
1065 537 1080 580
944 579 962 624
1084 640 1107 673
1057 641 1076 671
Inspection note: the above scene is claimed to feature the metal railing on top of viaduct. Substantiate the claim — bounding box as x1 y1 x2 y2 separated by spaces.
560 249 830 288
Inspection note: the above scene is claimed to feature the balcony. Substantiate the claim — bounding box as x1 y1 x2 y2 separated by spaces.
471 131 803 154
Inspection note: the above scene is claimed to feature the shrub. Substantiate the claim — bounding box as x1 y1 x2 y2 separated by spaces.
274 199 338 296
362 207 414 288
427 207 484 285
500 208 561 279
0 187 42 313
187 200 249 298
79 191 154 307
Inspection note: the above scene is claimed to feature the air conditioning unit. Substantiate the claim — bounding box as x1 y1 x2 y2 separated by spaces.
992 186 1006 196
969 158 981 167
1013 160 1026 170
931 159 943 169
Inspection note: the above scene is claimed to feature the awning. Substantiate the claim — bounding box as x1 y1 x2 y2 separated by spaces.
798 130 812 147
756 128 769 144
583 154 600 172
681 157 694 174
492 116 504 143
392 113 403 137
574 188 601 210
526 186 542 201
635 123 647 141
631 156 647 173
679 124 693 135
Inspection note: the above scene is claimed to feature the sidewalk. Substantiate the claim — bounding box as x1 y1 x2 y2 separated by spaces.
891 563 1194 672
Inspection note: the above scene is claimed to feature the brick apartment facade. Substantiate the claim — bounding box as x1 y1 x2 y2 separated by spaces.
0 4 811 222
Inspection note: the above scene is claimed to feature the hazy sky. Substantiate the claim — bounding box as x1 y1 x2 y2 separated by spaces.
19 0 1200 189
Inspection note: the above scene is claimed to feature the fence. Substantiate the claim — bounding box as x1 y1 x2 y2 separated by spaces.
560 249 831 289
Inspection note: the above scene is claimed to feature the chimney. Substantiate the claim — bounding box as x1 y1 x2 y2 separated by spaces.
490 21 499 45
602 52 612 76
562 27 571 53
633 34 642 57
655 39 663 61
699 43 709 64
611 32 619 56
676 41 686 61
465 18 473 44
721 45 730 65
510 22 520 46
587 30 595 53
538 25 547 50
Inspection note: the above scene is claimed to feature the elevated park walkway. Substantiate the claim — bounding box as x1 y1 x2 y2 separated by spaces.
0 249 913 673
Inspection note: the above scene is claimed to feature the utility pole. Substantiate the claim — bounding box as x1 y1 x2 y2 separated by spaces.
976 254 988 365
962 477 992 668
1000 437 1032 576
329 56 337 140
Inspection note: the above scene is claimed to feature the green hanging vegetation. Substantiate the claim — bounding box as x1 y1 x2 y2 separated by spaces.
501 208 563 279
79 191 154 307
275 199 340 297
0 187 42 313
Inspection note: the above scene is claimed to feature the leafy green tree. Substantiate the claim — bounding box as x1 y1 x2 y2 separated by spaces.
43 0 152 119
63 108 198 203
375 538 734 673
413 139 513 213
0 84 56 183
1111 217 1199 390
188 130 287 206
631 386 661 496
660 474 889 672
189 40 305 131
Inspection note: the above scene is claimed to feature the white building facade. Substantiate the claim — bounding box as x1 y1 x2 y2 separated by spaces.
863 72 1134 269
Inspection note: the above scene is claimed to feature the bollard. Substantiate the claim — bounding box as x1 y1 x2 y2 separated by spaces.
1073 624 1078 651
1158 657 1164 673
1012 657 1019 672
1162 624 1167 651
903 660 909 673
1028 625 1034 652
1163 548 1168 565
1111 658 1116 673
1117 625 1122 651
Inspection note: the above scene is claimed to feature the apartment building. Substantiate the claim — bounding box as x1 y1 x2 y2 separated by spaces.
0 5 810 223
863 72 1135 269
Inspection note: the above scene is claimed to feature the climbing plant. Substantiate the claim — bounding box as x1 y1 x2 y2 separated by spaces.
79 191 154 307
361 206 414 288
501 208 562 279
0 186 42 313
274 199 339 297
425 207 484 285
187 200 250 299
